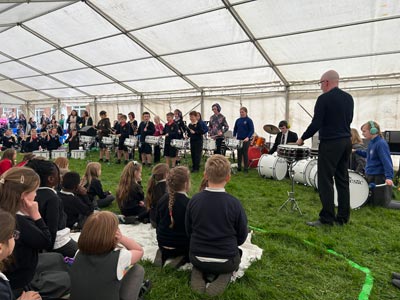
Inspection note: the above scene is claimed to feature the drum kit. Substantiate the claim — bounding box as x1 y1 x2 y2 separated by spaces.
248 124 279 168
257 141 370 213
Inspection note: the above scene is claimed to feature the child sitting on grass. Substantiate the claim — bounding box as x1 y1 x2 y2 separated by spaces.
0 209 42 300
70 211 150 300
58 171 93 230
155 166 190 268
145 163 169 228
186 154 248 297
82 162 115 209
116 161 148 223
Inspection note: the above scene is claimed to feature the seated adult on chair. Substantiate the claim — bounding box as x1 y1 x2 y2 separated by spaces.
269 120 298 155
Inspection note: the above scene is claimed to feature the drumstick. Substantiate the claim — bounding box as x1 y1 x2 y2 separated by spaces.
369 183 397 189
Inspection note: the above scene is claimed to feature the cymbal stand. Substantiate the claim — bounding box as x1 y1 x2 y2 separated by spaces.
279 158 303 215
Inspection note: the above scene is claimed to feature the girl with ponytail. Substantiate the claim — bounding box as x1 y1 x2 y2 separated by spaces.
155 166 190 268
145 163 169 228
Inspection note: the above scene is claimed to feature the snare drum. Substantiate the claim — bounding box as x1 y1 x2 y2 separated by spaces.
102 136 114 145
203 139 216 151
159 137 165 149
255 137 266 147
51 150 67 159
80 135 94 144
310 148 319 157
225 138 243 149
71 150 86 160
257 154 287 180
124 137 137 148
277 144 310 160
171 139 189 149
145 136 161 145
334 170 369 209
33 150 49 160
111 135 119 145
293 159 317 186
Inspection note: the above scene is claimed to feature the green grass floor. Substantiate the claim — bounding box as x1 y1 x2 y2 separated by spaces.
42 151 400 299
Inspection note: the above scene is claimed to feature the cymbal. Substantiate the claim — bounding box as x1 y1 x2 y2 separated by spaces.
263 124 280 135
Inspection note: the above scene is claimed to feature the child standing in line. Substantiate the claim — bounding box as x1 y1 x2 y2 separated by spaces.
155 166 191 268
116 162 148 223
187 111 204 173
186 155 248 297
145 163 169 228
70 211 149 300
162 112 179 168
65 128 79 156
81 162 115 209
0 209 42 300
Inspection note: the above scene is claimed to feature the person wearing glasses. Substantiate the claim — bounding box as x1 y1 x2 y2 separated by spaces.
268 120 298 155
297 70 354 227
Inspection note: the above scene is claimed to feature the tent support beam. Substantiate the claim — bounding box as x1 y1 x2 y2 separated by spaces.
222 0 289 88
285 86 289 121
85 0 203 94
20 24 141 97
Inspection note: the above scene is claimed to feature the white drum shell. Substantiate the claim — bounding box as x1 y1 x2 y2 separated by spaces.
225 138 242 149
102 137 114 145
171 139 189 149
124 138 137 148
33 150 49 160
51 150 67 159
145 136 161 145
257 154 287 180
80 136 94 144
71 150 86 159
308 164 318 189
203 139 216 150
293 159 317 186
334 171 369 209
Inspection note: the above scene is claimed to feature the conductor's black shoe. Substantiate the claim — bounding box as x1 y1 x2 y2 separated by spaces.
116 159 121 164
392 272 400 280
306 220 333 227
392 279 400 289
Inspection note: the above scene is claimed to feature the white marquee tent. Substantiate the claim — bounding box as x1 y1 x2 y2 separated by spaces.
0 0 400 150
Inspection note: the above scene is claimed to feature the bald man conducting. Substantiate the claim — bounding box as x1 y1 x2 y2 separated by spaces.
297 70 354 227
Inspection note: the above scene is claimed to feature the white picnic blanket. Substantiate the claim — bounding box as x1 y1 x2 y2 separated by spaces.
71 223 263 281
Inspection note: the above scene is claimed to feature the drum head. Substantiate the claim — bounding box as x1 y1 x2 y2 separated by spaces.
334 171 369 209
257 154 287 180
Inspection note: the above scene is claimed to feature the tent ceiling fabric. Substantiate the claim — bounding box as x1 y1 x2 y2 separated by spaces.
0 0 399 102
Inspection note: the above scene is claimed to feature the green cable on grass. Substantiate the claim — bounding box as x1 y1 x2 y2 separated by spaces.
249 225 373 300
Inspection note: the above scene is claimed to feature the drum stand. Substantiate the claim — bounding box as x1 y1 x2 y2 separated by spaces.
279 159 303 215
105 144 114 164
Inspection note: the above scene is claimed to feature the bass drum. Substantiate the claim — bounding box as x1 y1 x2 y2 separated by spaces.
308 164 318 189
248 146 268 168
293 159 317 186
257 154 287 180
334 170 369 209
